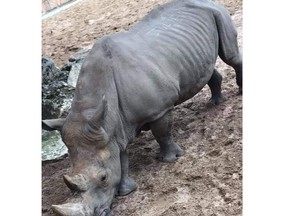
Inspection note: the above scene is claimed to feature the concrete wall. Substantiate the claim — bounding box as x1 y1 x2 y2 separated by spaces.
42 0 71 14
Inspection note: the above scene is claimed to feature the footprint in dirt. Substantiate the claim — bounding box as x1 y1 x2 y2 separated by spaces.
140 186 192 216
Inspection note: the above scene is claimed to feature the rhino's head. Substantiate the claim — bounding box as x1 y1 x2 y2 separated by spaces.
42 100 121 216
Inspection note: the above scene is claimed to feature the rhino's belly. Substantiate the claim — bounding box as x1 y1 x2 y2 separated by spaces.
175 62 215 105
119 61 215 131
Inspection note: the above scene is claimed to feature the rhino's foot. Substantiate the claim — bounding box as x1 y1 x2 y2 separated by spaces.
117 176 138 196
157 143 184 163
207 95 226 107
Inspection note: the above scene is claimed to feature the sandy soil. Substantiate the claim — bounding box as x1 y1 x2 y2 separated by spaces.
42 0 243 215
42 0 242 68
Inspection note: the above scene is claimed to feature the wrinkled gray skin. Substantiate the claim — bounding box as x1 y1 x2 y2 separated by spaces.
42 0 242 215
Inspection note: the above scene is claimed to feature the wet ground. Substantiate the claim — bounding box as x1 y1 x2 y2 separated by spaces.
42 0 242 215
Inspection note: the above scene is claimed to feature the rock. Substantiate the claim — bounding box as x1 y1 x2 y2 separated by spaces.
68 47 91 62
66 47 92 87
42 130 68 161
232 173 239 179
42 57 74 119
42 57 69 84
67 63 82 87
42 57 73 161
42 99 58 119
42 48 92 161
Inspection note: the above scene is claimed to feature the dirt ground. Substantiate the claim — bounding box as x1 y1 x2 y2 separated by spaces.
42 0 243 215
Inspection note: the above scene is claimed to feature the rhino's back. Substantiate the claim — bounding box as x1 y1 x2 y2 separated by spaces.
109 1 224 127
133 0 219 99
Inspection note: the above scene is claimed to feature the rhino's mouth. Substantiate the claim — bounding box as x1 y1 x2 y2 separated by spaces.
97 208 114 216
93 203 114 216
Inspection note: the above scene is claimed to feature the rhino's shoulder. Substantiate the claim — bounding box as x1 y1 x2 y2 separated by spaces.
88 36 120 60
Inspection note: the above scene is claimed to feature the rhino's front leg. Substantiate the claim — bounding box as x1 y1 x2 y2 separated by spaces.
150 110 184 162
117 150 138 196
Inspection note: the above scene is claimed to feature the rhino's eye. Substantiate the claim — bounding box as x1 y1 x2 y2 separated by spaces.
101 175 107 182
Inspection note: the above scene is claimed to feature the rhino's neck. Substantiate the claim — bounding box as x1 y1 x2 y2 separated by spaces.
68 40 128 150
70 37 115 110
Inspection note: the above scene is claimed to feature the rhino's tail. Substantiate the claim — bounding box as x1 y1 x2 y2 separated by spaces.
213 4 242 92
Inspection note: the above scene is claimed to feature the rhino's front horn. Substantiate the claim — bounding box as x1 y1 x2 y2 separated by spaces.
52 203 87 216
63 174 89 192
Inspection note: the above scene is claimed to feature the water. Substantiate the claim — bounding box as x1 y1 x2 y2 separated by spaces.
42 130 68 161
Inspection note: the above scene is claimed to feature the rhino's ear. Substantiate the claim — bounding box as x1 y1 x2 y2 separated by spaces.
42 118 65 131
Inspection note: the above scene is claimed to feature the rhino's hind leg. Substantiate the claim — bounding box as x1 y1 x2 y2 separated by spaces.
230 55 242 94
235 61 242 94
217 29 242 94
150 110 184 162
220 53 242 94
117 150 138 196
213 7 243 94
207 69 226 106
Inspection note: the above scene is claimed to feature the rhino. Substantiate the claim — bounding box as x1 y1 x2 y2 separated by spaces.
42 0 242 215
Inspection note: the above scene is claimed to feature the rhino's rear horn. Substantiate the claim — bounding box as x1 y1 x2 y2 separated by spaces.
82 95 107 125
63 174 89 192
52 203 87 216
80 96 109 146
